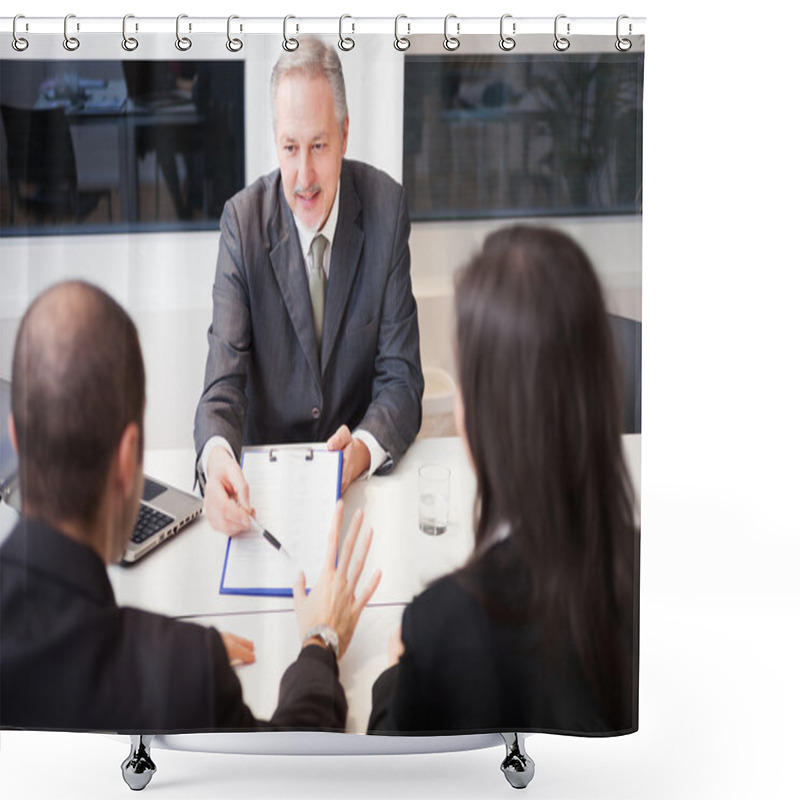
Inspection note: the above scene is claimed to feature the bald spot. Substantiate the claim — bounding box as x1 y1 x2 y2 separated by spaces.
11 280 145 526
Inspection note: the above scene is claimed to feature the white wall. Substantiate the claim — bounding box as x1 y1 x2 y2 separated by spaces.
412 215 641 382
0 230 219 449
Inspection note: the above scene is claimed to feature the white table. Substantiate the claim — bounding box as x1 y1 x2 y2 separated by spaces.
105 435 640 733
109 437 480 616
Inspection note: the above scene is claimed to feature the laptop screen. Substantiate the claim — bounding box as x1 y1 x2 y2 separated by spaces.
0 379 18 493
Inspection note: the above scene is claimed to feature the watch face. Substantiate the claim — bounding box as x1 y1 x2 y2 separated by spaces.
305 624 339 658
320 626 340 658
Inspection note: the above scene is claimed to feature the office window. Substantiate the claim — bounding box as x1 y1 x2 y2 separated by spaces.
403 52 644 220
0 59 244 235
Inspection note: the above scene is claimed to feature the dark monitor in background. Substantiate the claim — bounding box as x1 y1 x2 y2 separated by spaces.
1 59 245 234
121 61 194 109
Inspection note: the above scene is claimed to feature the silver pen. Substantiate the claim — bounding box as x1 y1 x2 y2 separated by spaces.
235 500 292 560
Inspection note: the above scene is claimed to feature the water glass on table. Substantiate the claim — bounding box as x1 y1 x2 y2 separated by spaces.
418 464 450 535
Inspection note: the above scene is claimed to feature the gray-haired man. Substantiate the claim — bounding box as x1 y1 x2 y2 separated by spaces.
194 36 423 535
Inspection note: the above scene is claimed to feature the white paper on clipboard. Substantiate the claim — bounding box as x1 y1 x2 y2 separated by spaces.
219 447 342 596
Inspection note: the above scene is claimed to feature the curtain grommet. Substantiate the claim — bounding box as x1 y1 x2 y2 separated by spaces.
615 15 632 52
12 14 29 52
63 14 80 52
122 14 139 52
175 14 192 52
554 14 571 52
283 15 299 52
226 15 243 52
499 14 516 52
394 15 410 51
444 14 460 51
338 14 355 51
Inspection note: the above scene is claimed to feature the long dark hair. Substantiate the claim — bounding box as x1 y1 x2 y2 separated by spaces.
454 225 635 729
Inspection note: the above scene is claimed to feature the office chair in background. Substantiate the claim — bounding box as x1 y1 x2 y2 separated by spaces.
608 313 642 435
1 104 112 226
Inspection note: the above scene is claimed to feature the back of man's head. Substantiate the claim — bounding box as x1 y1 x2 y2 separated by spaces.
11 281 145 526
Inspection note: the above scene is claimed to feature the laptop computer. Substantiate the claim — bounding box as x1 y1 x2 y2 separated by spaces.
0 378 20 511
0 378 202 565
123 475 202 564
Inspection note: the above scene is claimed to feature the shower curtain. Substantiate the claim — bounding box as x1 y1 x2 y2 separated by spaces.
0 8 643 780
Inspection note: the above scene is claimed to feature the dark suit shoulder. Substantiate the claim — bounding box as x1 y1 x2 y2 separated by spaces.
224 170 278 209
407 542 520 625
344 159 402 192
117 604 218 649
342 159 405 214
114 608 260 731
220 170 285 245
401 573 488 668
0 520 254 732
410 572 479 618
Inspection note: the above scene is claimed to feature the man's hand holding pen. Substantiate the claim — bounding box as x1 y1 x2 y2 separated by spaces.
203 445 252 535
239 504 292 561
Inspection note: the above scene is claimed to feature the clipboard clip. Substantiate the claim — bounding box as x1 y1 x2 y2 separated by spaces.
269 447 315 462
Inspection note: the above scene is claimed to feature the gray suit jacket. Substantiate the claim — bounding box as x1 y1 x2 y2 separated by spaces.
194 160 423 477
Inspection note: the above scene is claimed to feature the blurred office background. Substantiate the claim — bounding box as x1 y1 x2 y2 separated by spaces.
0 34 641 451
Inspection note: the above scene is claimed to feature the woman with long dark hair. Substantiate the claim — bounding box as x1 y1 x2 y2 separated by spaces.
369 225 637 735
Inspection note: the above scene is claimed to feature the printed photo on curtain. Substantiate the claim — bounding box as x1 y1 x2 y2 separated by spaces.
0 17 643 786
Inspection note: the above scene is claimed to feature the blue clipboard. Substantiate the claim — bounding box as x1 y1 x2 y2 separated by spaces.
219 447 342 597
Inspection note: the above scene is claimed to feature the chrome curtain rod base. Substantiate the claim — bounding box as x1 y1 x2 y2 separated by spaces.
500 733 535 789
121 734 157 791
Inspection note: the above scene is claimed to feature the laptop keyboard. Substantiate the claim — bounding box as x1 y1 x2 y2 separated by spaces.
131 504 174 545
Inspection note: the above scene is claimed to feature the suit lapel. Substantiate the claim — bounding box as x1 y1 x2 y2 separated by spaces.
268 194 322 385
322 163 364 375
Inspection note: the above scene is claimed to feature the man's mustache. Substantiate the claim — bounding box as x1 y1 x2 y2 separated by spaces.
294 184 322 197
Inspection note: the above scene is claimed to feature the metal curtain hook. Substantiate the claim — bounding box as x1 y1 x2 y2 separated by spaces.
444 14 460 51
283 15 299 52
554 14 570 52
226 15 243 52
122 14 139 51
394 14 410 51
12 14 29 52
63 14 80 51
176 14 192 51
616 14 632 51
500 14 516 51
339 14 355 51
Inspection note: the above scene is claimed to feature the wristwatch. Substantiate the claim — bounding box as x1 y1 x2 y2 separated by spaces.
302 624 340 659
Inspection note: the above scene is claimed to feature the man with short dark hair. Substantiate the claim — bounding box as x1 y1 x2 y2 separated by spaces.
0 280 379 732
194 36 424 536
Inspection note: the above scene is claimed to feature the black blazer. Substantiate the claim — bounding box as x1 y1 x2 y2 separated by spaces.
0 518 345 733
368 537 635 736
